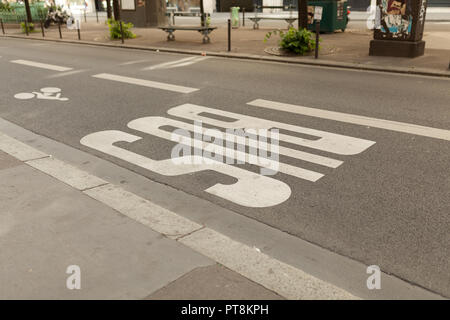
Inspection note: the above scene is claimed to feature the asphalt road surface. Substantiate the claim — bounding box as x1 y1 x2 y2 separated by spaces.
0 38 449 297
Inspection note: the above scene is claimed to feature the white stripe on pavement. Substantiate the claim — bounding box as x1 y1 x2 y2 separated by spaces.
84 184 203 239
144 56 208 70
119 59 149 66
247 99 450 141
0 132 48 161
47 69 88 78
10 59 73 72
179 228 358 300
26 157 107 191
92 73 199 94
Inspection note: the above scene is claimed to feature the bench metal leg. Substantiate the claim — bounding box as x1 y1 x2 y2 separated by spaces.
167 31 175 41
202 30 210 44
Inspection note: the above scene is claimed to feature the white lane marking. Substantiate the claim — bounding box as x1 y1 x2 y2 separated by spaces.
84 184 202 239
91 73 199 94
248 99 450 141
0 132 48 161
10 59 73 72
144 56 208 70
179 228 358 300
80 130 291 208
26 157 107 191
119 59 149 66
47 69 87 78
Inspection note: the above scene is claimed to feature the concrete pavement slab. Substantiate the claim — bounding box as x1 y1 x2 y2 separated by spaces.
0 164 213 299
0 150 21 170
146 264 284 300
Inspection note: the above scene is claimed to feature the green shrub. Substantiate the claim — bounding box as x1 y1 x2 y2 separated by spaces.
107 19 136 40
265 27 319 55
0 2 13 12
20 22 34 33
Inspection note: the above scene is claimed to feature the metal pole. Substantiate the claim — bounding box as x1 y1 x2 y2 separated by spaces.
40 19 45 37
242 8 245 27
77 20 81 40
58 20 62 39
119 20 124 44
315 20 320 59
96 9 99 23
24 20 29 36
84 10 87 23
1 18 4 35
227 19 231 52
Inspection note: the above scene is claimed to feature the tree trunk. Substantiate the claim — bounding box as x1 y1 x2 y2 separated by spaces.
298 0 308 29
106 0 112 19
200 0 205 26
113 0 121 21
24 0 33 23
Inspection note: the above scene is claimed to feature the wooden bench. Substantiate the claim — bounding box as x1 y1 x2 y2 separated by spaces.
158 26 217 44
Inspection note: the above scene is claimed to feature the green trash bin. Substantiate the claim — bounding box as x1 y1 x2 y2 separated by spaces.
306 0 349 33
230 6 240 28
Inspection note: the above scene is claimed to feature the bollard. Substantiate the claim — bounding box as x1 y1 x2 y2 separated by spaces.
96 10 99 23
1 18 4 35
24 20 29 36
40 20 45 37
77 20 81 40
58 21 62 39
315 20 320 59
84 10 87 23
119 20 124 44
227 19 231 52
242 8 245 27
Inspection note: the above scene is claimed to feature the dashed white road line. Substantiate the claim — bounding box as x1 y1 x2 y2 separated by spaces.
10 59 73 72
143 56 208 70
92 73 199 94
248 99 450 141
0 130 358 299
119 59 149 66
47 69 88 78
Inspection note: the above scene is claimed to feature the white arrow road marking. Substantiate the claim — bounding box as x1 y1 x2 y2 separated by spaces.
92 73 199 94
10 59 73 72
248 99 450 141
143 56 209 70
80 130 291 208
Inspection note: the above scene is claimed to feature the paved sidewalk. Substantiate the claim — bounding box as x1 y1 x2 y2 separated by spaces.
2 18 449 76
0 148 284 299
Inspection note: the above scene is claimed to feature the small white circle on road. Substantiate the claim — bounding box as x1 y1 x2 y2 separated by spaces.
40 87 61 94
14 93 35 100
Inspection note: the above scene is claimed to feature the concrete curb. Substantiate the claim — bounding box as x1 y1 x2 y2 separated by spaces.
3 34 450 78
